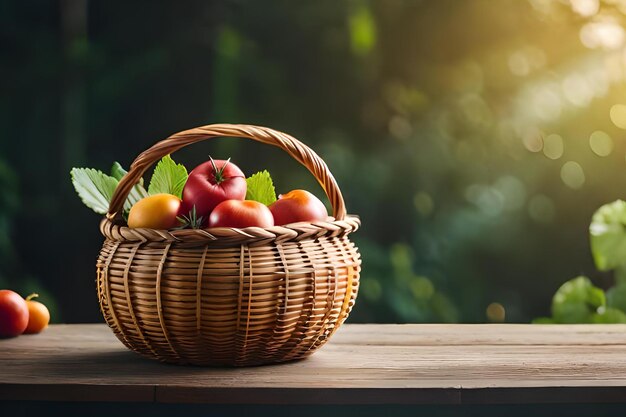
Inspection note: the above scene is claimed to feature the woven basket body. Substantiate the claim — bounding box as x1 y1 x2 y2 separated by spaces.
96 124 361 366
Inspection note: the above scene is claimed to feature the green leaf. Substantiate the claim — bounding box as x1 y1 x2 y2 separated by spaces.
532 317 555 324
614 264 626 285
551 276 605 324
245 170 277 206
606 283 626 312
111 162 148 210
147 155 188 199
590 200 626 271
70 168 119 214
592 307 626 323
110 162 127 181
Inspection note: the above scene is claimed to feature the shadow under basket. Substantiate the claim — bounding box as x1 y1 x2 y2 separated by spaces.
96 124 361 366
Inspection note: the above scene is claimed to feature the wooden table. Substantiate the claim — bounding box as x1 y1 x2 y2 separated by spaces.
2 324 626 416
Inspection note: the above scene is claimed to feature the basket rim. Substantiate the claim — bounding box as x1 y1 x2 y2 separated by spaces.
100 214 360 245
108 124 349 222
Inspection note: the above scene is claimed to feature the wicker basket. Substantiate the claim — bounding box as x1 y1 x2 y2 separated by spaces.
96 124 361 366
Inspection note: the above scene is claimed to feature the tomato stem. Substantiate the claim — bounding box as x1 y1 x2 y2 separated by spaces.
25 293 39 301
209 156 232 184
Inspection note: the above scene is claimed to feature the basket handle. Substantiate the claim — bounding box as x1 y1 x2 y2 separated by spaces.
107 124 347 220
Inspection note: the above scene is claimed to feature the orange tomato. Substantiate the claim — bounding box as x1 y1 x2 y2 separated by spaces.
269 189 328 225
24 293 50 334
128 193 181 229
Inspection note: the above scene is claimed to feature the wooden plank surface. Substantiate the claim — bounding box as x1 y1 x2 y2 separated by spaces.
2 324 626 404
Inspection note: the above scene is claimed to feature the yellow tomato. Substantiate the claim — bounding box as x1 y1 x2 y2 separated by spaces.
269 189 328 225
128 193 181 229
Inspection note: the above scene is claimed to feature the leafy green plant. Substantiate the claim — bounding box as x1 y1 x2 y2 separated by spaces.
536 200 626 323
71 155 186 214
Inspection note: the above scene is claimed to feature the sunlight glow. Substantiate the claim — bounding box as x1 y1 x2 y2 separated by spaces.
562 74 594 107
580 19 625 50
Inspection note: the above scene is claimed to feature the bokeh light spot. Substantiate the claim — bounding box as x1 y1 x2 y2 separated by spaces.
580 19 625 50
587 68 609 98
390 243 413 274
410 276 435 300
570 0 599 17
610 104 626 129
533 88 562 120
459 94 493 127
560 161 586 189
349 4 377 56
508 51 530 76
414 192 434 217
562 74 593 107
543 133 564 160
494 176 526 211
528 194 555 223
465 184 505 217
486 302 506 323
522 128 544 152
361 278 382 301
589 130 613 156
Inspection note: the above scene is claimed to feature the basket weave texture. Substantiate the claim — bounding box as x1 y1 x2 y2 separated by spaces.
97 124 361 366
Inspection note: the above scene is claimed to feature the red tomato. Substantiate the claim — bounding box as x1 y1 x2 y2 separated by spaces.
128 193 181 229
269 189 328 225
180 158 246 220
0 290 29 338
208 200 274 228
24 294 50 334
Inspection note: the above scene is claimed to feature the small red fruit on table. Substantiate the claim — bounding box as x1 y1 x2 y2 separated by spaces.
24 293 50 334
270 189 328 225
180 158 246 219
209 200 274 228
0 289 29 338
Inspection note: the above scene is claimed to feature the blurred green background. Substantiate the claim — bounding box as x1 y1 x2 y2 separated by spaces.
2 0 626 324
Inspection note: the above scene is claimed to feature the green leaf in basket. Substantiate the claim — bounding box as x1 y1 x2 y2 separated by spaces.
70 168 119 214
245 170 277 206
111 162 148 211
110 161 127 181
147 155 188 199
590 200 626 271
